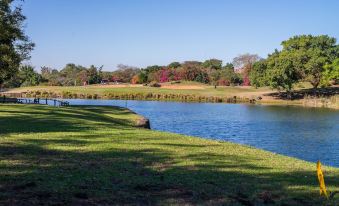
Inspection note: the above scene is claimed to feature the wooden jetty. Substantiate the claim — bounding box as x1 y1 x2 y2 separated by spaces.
0 92 24 98
1 95 69 107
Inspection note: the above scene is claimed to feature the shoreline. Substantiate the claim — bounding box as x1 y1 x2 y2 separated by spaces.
127 107 338 168
2 90 338 109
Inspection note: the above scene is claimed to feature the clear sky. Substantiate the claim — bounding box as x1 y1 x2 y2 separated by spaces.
22 0 339 71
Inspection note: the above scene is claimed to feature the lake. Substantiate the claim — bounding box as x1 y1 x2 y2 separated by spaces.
60 99 339 167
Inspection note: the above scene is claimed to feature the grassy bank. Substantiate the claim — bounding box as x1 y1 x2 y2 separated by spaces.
0 105 338 205
3 83 305 105
5 82 338 108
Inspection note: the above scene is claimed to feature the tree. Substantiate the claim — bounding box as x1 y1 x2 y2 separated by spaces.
202 59 222 70
233 54 261 71
321 58 339 86
180 62 202 82
40 66 61 86
77 70 89 85
101 71 113 80
112 64 140 83
41 66 53 81
168 62 181 69
130 75 140 84
223 63 235 72
194 69 209 83
250 35 339 93
143 65 162 73
159 69 169 83
209 69 220 86
18 65 41 86
88 65 102 84
137 71 148 83
0 0 34 86
233 54 261 85
218 67 242 86
59 64 83 86
249 60 268 88
265 51 301 95
280 35 339 88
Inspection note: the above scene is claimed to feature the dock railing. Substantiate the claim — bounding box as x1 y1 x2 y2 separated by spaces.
1 95 69 107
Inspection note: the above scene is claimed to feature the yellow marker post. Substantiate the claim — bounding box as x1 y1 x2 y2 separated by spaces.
317 160 329 199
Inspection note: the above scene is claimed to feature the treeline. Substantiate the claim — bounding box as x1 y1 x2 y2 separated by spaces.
2 35 338 92
3 64 104 87
3 57 250 87
131 60 244 86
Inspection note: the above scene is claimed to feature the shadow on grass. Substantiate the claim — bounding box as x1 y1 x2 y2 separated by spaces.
0 106 137 135
265 87 339 100
0 137 337 205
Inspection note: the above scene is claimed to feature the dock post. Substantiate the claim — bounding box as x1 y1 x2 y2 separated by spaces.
46 98 48 105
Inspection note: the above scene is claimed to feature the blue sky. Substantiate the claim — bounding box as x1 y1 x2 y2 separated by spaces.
22 0 339 71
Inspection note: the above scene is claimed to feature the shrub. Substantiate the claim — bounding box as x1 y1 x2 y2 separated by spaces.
149 81 161 87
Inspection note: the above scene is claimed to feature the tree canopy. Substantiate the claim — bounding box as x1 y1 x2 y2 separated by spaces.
280 35 338 88
250 35 339 92
0 0 34 85
233 54 261 86
321 58 339 86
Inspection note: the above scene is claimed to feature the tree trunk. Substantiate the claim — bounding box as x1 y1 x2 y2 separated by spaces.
310 79 320 97
311 81 319 89
310 73 320 89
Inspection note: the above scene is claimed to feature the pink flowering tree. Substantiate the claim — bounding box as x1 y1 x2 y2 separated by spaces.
242 75 250 86
159 69 169 83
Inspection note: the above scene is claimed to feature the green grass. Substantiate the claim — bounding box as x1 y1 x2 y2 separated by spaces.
7 83 272 97
6 81 314 97
0 104 338 205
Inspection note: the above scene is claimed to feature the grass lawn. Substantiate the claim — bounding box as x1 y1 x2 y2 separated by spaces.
5 82 280 97
5 82 277 98
0 104 338 205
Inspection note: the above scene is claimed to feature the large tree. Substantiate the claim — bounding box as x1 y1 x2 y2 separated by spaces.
250 35 339 93
280 35 339 88
0 0 34 86
265 51 301 94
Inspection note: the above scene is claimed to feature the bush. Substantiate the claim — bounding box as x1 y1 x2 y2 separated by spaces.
149 81 161 87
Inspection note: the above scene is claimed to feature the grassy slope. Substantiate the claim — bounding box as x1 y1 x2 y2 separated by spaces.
0 105 338 205
6 83 277 98
8 84 267 95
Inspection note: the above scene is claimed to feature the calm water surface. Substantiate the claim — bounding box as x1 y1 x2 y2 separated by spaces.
62 99 339 167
